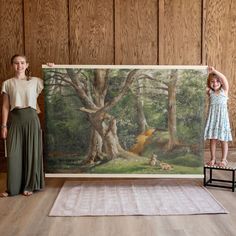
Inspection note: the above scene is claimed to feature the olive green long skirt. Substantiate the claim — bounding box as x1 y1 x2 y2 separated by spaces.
7 108 45 195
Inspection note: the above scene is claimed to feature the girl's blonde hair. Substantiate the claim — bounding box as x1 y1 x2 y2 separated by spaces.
207 73 222 90
11 54 31 80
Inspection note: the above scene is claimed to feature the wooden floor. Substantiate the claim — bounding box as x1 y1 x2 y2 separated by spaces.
1 150 236 236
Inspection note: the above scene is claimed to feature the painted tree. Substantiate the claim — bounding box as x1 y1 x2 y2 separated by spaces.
167 70 178 149
130 78 149 133
131 69 179 149
45 68 201 164
45 68 139 163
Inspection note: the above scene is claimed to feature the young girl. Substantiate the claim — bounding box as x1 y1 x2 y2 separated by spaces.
0 54 51 197
204 66 232 167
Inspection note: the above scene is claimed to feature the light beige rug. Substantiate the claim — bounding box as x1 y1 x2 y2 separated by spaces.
49 180 228 216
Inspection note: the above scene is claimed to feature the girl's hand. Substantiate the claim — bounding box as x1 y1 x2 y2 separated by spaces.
208 66 215 73
1 127 7 139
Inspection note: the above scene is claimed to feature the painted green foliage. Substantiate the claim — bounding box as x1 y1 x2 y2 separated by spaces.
43 67 207 174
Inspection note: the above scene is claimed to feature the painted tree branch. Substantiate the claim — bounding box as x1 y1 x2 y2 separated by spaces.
96 69 139 115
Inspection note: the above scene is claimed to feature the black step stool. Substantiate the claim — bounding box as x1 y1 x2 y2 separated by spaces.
204 162 236 192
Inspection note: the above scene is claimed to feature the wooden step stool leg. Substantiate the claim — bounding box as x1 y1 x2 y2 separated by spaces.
232 169 235 192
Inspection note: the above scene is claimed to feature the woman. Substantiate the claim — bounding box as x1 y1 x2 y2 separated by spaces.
0 54 52 197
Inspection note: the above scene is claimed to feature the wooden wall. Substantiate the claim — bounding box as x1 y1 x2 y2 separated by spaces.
0 0 236 163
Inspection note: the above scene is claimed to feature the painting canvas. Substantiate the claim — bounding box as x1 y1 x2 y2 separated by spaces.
43 65 207 177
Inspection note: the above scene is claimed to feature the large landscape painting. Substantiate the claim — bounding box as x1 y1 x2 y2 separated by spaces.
43 65 207 177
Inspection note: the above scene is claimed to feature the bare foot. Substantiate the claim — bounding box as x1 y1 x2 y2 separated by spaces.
23 191 33 196
0 192 9 197
206 159 216 166
218 159 228 168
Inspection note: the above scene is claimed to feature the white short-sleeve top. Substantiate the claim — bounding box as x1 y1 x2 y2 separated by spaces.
1 77 43 111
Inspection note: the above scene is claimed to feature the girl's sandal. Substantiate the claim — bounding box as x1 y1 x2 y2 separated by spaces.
206 159 216 166
218 160 228 168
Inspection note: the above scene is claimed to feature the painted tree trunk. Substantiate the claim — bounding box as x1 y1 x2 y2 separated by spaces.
86 115 124 162
168 71 178 149
86 128 103 163
136 79 148 133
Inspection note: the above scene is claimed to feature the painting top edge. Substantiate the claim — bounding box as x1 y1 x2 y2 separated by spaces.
42 65 208 70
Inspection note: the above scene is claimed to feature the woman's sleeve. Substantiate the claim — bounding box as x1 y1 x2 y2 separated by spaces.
36 78 44 95
1 81 8 94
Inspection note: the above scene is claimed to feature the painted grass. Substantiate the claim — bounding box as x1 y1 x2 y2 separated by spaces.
91 157 202 174
46 151 203 175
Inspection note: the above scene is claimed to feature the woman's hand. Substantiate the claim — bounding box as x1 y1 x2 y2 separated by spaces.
1 127 7 139
46 63 55 67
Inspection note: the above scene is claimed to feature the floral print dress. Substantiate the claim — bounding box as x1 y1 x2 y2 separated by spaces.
204 89 232 141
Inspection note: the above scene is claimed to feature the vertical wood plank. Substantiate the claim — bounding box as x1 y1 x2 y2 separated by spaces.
24 0 69 77
115 0 158 65
0 0 24 82
69 0 114 64
159 0 202 64
203 0 236 145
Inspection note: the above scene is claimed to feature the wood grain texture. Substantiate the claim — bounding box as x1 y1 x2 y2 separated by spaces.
203 0 236 146
23 0 69 124
69 0 114 64
159 0 202 64
24 0 69 76
0 0 24 82
115 0 158 65
0 1 24 169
